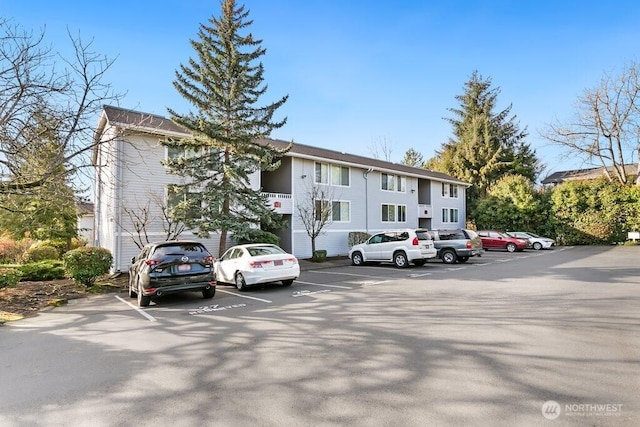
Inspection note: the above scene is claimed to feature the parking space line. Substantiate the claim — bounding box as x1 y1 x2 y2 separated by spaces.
309 270 390 279
409 273 432 277
115 295 157 322
295 280 353 289
216 289 272 303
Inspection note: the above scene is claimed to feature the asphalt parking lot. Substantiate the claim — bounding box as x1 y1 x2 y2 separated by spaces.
2 245 639 426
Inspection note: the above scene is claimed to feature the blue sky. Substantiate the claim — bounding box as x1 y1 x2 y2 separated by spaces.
3 0 639 178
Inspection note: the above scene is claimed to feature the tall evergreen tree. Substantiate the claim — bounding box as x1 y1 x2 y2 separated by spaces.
0 110 78 241
426 71 539 216
401 148 425 167
166 0 289 255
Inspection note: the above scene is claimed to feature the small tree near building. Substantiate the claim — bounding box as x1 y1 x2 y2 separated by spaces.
296 185 335 257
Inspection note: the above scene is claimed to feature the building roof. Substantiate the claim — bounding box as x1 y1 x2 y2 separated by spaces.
542 163 638 185
97 105 470 186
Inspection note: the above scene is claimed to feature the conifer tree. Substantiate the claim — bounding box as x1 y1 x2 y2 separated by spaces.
426 71 539 215
165 0 289 255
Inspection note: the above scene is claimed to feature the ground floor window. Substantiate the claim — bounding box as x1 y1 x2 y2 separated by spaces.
332 200 350 222
382 204 406 223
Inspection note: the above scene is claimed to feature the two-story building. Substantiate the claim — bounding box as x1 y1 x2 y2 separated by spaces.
93 106 470 271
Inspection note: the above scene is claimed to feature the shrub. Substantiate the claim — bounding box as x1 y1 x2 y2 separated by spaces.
19 260 66 281
312 249 327 263
22 245 60 263
63 246 113 286
0 234 27 264
0 267 22 288
234 228 280 246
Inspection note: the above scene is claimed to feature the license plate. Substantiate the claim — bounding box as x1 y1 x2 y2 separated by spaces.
177 264 191 272
274 260 283 266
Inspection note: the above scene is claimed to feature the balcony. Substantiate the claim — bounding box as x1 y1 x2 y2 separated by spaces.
417 204 433 219
263 192 293 214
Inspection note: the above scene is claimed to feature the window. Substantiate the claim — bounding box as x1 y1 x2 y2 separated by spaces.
442 208 459 223
332 201 350 222
166 138 201 161
315 162 329 184
382 204 396 222
442 183 459 198
382 173 406 192
331 165 350 186
167 186 203 220
314 199 330 221
397 205 407 222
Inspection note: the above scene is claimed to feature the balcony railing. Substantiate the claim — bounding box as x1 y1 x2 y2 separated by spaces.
263 192 293 214
417 204 433 219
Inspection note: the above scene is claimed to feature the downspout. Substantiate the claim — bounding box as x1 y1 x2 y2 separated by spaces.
363 168 373 233
114 137 123 272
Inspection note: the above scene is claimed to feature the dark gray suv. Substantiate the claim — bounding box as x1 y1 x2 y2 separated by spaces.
128 241 216 307
428 229 483 264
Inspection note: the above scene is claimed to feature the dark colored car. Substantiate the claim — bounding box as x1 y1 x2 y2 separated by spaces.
477 230 528 252
128 241 216 307
428 229 483 264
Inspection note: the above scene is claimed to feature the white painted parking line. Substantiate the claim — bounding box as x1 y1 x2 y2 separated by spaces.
409 273 432 277
295 280 353 289
446 267 466 271
115 295 157 322
310 270 389 279
355 280 391 287
292 289 332 298
216 289 272 303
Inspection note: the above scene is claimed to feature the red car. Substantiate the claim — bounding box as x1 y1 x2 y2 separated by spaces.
477 230 528 252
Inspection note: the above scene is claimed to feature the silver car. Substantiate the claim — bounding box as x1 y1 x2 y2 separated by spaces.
506 231 556 250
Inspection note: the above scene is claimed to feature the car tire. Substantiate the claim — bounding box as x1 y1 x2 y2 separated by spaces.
458 256 469 263
533 242 542 250
235 272 247 291
441 249 457 264
506 243 517 252
137 281 151 307
413 260 426 267
393 251 409 268
202 287 215 299
282 279 294 286
351 251 364 266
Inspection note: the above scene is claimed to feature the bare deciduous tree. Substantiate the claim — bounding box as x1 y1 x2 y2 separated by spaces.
542 62 640 185
296 184 335 255
0 18 121 201
368 136 394 161
120 193 187 249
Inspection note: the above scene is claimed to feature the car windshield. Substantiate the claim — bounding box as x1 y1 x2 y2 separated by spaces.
247 245 285 257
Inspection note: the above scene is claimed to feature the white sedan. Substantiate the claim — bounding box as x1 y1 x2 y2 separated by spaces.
214 244 300 291
506 231 556 250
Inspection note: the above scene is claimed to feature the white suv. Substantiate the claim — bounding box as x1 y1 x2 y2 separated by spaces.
349 229 437 268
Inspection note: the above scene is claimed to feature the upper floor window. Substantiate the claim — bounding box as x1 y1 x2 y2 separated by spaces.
167 186 203 220
315 163 329 184
441 183 459 198
165 138 202 161
382 173 406 192
331 165 350 186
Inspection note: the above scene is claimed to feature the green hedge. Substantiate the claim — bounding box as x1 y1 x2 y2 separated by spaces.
19 260 65 281
63 246 113 286
0 267 22 288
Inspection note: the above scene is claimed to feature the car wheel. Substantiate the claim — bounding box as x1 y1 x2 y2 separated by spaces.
413 260 426 267
137 281 151 307
282 279 294 286
351 251 364 266
533 242 542 250
441 249 457 264
202 287 215 299
393 251 409 268
458 256 469 263
506 243 517 252
235 272 247 291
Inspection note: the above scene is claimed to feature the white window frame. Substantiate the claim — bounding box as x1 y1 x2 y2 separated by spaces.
331 165 350 187
397 204 407 222
382 204 397 222
442 207 459 224
315 162 329 184
331 200 350 222
382 173 406 192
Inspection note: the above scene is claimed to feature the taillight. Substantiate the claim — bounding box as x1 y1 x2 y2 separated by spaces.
250 260 268 268
466 241 472 249
204 255 215 263
145 259 161 266
412 237 419 246
289 257 298 265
